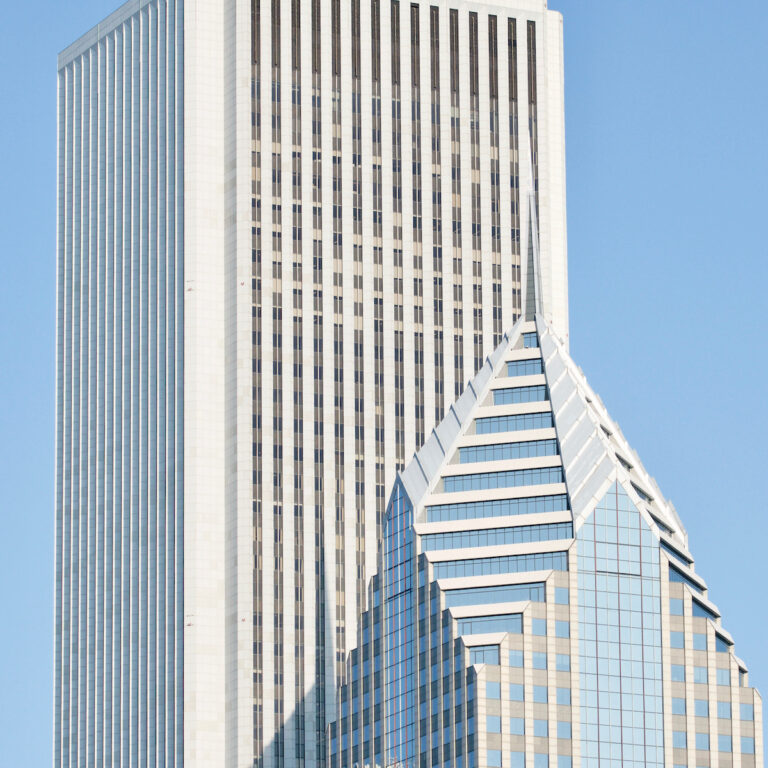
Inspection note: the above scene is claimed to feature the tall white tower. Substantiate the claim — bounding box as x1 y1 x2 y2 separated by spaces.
54 1 568 766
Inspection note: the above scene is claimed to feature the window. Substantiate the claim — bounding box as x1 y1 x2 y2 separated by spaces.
532 652 547 670
510 684 524 702
487 749 503 767
555 654 570 672
470 645 501 665
509 650 524 668
693 633 707 651
510 751 525 768
475 412 555 436
715 635 731 653
555 620 570 639
533 719 548 737
460 615 522 635
671 697 686 715
694 699 708 718
460 439 559 464
554 587 569 605
695 733 710 751
532 618 547 636
669 565 703 595
426 493 568 522
434 551 568 579
447 583 546 608
693 666 708 684
671 664 686 682
486 682 501 699
510 717 525 735
557 758 571 768
741 736 755 754
444 466 564 493
557 721 571 739
717 668 731 686
717 701 731 719
740 703 754 721
427 493 568 523
692 600 717 620
556 688 571 706
673 731 687 749
660 540 693 568
523 332 538 348
533 685 548 703
631 482 652 502
534 754 548 768
427 523 572 553
493 384 548 405
487 716 502 734
670 631 685 649
507 358 544 377
670 598 684 616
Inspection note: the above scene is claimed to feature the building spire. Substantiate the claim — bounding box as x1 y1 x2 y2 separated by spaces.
524 174 543 321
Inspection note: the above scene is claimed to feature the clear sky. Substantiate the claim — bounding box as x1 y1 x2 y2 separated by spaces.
0 1 765 765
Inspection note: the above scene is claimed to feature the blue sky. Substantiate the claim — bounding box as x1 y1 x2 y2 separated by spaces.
0 1 765 764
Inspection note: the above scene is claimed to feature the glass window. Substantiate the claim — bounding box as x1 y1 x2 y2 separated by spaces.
487 716 502 734
671 697 686 715
523 332 538 348
715 635 731 653
532 652 547 670
532 618 547 636
533 685 548 704
717 701 731 719
470 645 500 665
740 703 754 721
510 751 526 768
554 587 569 605
671 664 686 682
693 666 708 684
533 719 548 738
557 721 571 739
493 384 548 406
486 682 501 699
555 620 570 639
717 668 731 686
670 631 685 649
669 565 703 595
555 654 570 672
534 754 548 768
693 632 707 651
475 412 555 437
670 598 684 616
429 524 572 553
509 650 524 668
507 358 544 377
459 615 522 635
692 600 717 620
487 749 503 767
556 688 571 706
510 684 524 702
694 699 708 717
459 439 559 464
427 492 567 522
557 758 571 768
672 731 687 749
510 717 525 735
741 736 755 754
444 466 564 494
695 733 710 751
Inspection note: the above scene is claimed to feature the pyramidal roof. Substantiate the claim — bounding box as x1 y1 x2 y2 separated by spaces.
396 310 705 592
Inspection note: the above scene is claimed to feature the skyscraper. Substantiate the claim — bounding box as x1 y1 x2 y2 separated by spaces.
329 307 764 768
54 1 567 766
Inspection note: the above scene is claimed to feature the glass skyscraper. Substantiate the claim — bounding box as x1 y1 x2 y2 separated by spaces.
54 1 568 766
328 310 764 768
